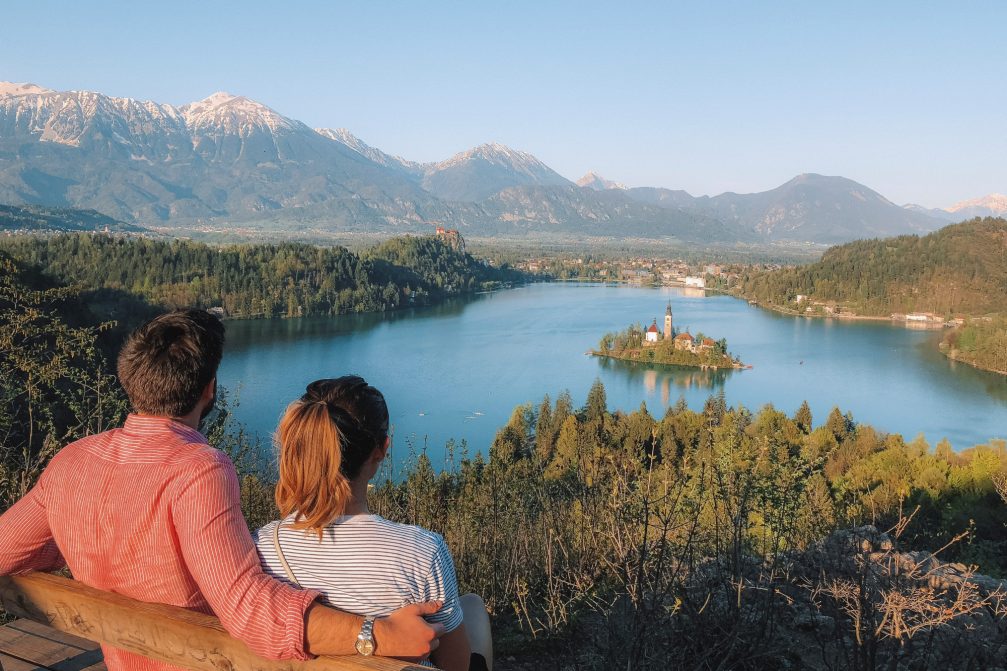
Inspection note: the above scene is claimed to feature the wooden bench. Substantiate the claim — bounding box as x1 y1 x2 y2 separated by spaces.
0 573 430 671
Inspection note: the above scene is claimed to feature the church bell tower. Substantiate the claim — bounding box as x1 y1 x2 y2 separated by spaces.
664 301 673 340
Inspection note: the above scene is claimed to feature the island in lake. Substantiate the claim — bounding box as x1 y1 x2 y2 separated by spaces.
592 301 747 369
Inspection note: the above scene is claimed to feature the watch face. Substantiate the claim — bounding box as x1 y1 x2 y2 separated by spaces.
355 638 375 656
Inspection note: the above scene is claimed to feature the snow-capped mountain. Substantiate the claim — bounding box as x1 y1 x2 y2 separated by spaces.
0 83 190 160
316 128 424 176
181 92 299 134
946 193 1007 219
420 143 572 202
576 172 627 191
0 81 964 243
0 81 439 223
319 132 570 202
902 203 957 221
0 82 54 97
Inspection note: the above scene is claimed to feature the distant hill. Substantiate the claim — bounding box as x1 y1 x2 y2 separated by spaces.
622 174 943 244
694 174 943 243
589 172 947 243
471 184 749 241
736 217 1007 316
0 203 141 233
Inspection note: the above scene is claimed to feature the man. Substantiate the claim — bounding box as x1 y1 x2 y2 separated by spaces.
0 309 443 670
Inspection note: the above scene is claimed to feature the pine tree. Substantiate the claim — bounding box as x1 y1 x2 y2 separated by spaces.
585 378 607 423
794 400 813 434
535 394 554 463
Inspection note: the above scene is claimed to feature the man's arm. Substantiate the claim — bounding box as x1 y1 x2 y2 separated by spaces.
305 601 446 658
0 475 66 575
172 454 443 659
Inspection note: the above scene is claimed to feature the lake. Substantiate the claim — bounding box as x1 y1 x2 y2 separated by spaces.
217 283 1007 470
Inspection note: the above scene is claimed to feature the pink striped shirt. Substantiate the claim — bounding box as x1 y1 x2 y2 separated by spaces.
0 415 320 671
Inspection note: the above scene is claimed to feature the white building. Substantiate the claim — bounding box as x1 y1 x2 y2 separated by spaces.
684 276 706 288
645 321 660 343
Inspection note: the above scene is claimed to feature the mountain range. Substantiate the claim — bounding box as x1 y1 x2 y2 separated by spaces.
0 81 998 244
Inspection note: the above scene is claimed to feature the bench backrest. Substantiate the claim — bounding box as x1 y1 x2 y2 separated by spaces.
0 573 429 671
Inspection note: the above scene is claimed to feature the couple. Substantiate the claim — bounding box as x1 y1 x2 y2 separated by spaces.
0 309 491 671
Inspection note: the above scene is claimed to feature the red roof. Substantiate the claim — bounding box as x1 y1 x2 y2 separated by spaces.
647 323 659 333
675 332 694 341
702 338 715 345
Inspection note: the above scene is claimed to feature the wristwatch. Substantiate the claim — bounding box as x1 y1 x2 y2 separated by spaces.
355 617 375 656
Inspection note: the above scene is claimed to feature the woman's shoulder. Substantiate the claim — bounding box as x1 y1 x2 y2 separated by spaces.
255 515 446 557
346 515 447 553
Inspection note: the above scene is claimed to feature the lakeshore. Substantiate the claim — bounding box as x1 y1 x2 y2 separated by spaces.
741 298 1007 377
590 348 746 370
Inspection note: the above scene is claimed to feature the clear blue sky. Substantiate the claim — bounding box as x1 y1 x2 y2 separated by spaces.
3 1 1004 207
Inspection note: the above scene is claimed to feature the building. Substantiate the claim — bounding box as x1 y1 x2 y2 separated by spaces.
674 332 695 351
434 226 466 253
664 302 673 340
684 276 706 288
645 320 660 343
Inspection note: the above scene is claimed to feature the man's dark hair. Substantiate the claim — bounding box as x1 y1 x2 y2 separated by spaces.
117 309 225 417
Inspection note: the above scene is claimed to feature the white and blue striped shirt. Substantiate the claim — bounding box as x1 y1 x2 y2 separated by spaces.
254 514 463 633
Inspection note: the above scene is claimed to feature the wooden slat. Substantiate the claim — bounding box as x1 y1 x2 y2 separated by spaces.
0 574 430 671
6 618 101 651
0 625 103 670
0 621 106 671
0 650 49 671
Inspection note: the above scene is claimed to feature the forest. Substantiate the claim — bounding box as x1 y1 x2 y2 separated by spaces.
735 217 1007 316
0 232 524 321
3 252 1007 669
942 316 1007 375
0 203 141 233
735 217 1007 375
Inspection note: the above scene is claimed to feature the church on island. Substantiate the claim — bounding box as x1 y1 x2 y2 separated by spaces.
644 301 715 354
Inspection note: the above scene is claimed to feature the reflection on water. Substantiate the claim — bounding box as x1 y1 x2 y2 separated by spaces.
597 356 734 406
224 295 480 353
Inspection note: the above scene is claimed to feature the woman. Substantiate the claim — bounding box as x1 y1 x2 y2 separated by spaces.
254 376 492 671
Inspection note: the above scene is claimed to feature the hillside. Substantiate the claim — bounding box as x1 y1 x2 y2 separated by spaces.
736 217 1007 316
0 203 142 233
0 233 523 320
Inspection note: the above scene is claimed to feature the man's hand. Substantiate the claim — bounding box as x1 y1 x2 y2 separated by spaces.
373 601 446 659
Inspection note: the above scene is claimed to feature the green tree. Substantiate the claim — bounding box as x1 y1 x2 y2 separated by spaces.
794 400 813 434
585 378 607 423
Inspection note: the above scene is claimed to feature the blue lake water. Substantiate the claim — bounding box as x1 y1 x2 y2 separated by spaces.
217 283 1007 470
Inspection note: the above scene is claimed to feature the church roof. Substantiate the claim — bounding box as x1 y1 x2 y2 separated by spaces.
647 323 659 333
675 332 694 341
